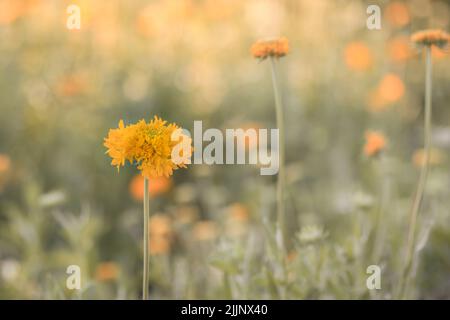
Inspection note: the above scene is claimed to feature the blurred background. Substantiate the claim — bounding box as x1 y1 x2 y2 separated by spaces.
0 0 449 299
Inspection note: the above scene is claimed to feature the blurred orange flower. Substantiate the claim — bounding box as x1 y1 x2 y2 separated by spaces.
149 236 171 255
413 148 445 168
431 46 447 59
149 214 172 237
387 36 413 63
193 220 218 241
251 37 289 60
368 73 405 112
95 262 120 282
129 174 172 201
0 154 11 173
0 0 37 25
378 73 405 103
344 42 373 71
227 203 249 223
411 29 449 48
149 214 173 255
385 2 410 27
56 74 88 97
364 131 387 157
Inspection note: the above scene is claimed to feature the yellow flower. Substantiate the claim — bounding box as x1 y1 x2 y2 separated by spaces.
104 116 192 178
411 29 449 48
251 37 289 60
364 131 387 157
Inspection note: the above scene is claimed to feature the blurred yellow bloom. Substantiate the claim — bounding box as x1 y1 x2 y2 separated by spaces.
411 29 449 48
104 116 192 178
95 262 120 282
251 37 289 60
193 220 218 241
344 42 373 71
412 148 445 168
129 174 172 201
364 131 387 157
385 1 410 27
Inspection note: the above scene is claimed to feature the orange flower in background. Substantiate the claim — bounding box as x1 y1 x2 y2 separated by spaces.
149 214 172 237
0 154 11 173
368 73 405 112
193 220 218 241
129 174 172 200
227 203 249 223
387 36 413 63
149 236 171 255
377 73 405 103
412 148 445 168
344 42 373 71
411 29 449 48
364 131 387 157
251 37 289 60
149 214 173 255
56 74 88 97
0 0 31 25
104 116 192 178
385 1 410 27
225 203 249 237
95 262 120 282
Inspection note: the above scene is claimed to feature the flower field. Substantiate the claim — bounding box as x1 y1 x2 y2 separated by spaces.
0 0 449 300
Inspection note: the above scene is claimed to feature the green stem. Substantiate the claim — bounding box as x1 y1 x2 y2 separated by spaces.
269 57 286 255
143 177 149 300
399 46 432 299
372 155 389 263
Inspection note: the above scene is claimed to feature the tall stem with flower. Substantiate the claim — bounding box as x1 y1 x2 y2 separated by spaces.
399 29 449 299
251 37 289 255
104 116 192 299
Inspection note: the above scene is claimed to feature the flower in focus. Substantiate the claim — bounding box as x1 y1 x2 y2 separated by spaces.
104 116 192 178
364 131 387 157
251 37 289 60
129 174 172 201
411 29 450 48
95 262 120 282
413 148 445 168
344 42 373 71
